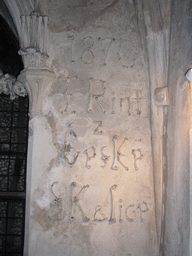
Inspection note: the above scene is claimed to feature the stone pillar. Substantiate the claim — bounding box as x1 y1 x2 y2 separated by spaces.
16 10 56 255
18 68 55 118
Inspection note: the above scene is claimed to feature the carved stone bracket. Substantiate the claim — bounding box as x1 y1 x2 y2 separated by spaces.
18 68 55 118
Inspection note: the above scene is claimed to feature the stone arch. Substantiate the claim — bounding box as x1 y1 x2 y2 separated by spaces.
3 0 34 43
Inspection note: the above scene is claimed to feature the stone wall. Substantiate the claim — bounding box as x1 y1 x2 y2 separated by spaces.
25 1 157 255
2 0 192 255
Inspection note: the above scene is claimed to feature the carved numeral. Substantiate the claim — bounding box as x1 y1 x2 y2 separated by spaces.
98 37 115 66
81 36 95 64
118 40 135 68
68 35 75 63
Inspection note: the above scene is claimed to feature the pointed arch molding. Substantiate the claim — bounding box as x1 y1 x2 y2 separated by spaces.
3 0 34 40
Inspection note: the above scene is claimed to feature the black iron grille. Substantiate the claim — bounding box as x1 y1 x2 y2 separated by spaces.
0 94 29 255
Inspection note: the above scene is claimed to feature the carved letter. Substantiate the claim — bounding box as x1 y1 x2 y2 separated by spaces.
49 182 63 222
120 97 131 116
69 182 89 222
111 135 119 170
138 202 149 222
63 130 79 166
94 121 103 135
125 204 136 222
94 205 108 222
117 137 129 171
68 35 75 63
101 146 110 168
109 184 117 222
131 149 143 171
84 146 96 169
87 78 106 114
51 182 62 207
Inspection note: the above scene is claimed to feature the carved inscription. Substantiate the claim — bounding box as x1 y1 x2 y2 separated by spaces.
101 146 110 168
131 149 143 171
120 97 131 115
61 133 144 171
70 182 89 222
112 136 129 171
51 181 62 207
138 202 149 222
51 183 150 223
94 121 103 135
88 78 106 114
119 199 123 223
111 135 119 170
98 37 115 66
117 137 129 171
84 146 96 169
49 182 63 222
81 37 95 64
55 76 143 116
94 206 108 222
109 184 117 222
125 202 149 222
62 130 79 166
64 36 137 68
68 35 75 63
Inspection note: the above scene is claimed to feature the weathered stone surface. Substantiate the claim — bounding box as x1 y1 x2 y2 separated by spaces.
2 0 191 255
25 0 158 255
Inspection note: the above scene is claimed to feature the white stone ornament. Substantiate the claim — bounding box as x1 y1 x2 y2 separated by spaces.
154 86 169 106
0 69 27 100
19 10 49 68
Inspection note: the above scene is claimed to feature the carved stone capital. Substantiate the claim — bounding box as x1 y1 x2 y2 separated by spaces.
18 67 55 118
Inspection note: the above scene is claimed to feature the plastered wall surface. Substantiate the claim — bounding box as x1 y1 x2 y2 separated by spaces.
2 0 192 255
25 1 158 255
